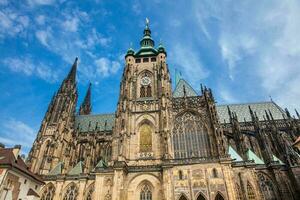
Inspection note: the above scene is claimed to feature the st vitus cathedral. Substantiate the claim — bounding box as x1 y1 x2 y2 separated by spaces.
27 21 300 200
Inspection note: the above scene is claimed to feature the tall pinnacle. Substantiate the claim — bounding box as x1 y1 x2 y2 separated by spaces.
79 83 92 115
66 57 78 82
140 18 154 48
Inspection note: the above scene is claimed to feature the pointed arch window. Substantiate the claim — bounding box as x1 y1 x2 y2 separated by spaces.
247 182 256 200
41 184 55 200
63 184 78 200
179 194 188 200
257 173 277 200
172 112 210 158
215 193 225 200
235 184 242 200
197 193 206 200
140 124 152 152
140 184 152 200
85 184 94 200
212 168 218 178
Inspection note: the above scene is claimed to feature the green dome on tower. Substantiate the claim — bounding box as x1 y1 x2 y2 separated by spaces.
125 47 135 57
157 43 166 55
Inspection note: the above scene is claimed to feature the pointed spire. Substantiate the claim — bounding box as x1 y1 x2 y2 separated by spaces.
66 57 78 82
79 83 92 115
140 18 154 48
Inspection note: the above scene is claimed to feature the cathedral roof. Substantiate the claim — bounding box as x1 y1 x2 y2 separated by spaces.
68 161 84 175
48 162 63 175
217 101 285 123
75 114 114 133
173 79 198 98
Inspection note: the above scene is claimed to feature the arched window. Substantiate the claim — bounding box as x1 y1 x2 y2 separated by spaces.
235 184 242 200
85 184 94 200
197 193 206 200
63 184 78 200
146 85 151 97
140 184 152 200
178 170 183 180
257 173 277 200
172 112 210 158
247 182 256 200
179 194 188 200
212 168 218 178
140 86 146 97
41 184 55 200
140 124 152 152
215 193 225 200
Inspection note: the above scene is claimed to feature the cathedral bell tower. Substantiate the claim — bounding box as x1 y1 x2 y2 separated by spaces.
113 19 173 162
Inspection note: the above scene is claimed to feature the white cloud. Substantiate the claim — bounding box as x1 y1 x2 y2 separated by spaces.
35 15 46 25
62 17 79 32
170 43 209 86
95 57 121 77
190 0 300 109
27 0 56 6
35 28 51 47
0 9 30 39
0 118 36 152
2 56 58 82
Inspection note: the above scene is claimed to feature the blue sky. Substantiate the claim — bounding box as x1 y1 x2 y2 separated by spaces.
0 0 300 154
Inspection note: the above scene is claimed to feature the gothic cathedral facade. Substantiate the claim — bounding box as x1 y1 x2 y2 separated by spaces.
27 22 300 200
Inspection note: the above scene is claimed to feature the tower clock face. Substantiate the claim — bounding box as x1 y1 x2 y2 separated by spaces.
141 77 151 86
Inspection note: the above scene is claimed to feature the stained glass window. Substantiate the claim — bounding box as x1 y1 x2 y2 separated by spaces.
63 184 78 200
140 185 152 200
41 184 55 200
247 182 256 200
172 112 210 158
257 173 277 200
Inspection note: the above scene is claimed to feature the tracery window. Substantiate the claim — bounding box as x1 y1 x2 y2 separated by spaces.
63 184 78 200
258 173 277 200
41 184 55 200
235 184 242 200
140 124 152 152
247 182 256 200
85 184 94 200
140 184 152 200
172 112 210 158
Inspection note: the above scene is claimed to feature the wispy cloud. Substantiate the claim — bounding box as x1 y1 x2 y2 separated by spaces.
0 8 30 39
0 118 37 154
2 56 59 82
94 57 121 77
170 43 209 86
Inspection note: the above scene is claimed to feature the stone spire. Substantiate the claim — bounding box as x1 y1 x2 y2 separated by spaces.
66 57 78 83
79 83 92 115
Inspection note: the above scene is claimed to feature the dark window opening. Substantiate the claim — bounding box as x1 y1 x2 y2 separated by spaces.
136 59 141 63
179 170 183 180
212 168 218 178
146 85 152 97
140 86 146 97
143 58 149 62
151 57 156 62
